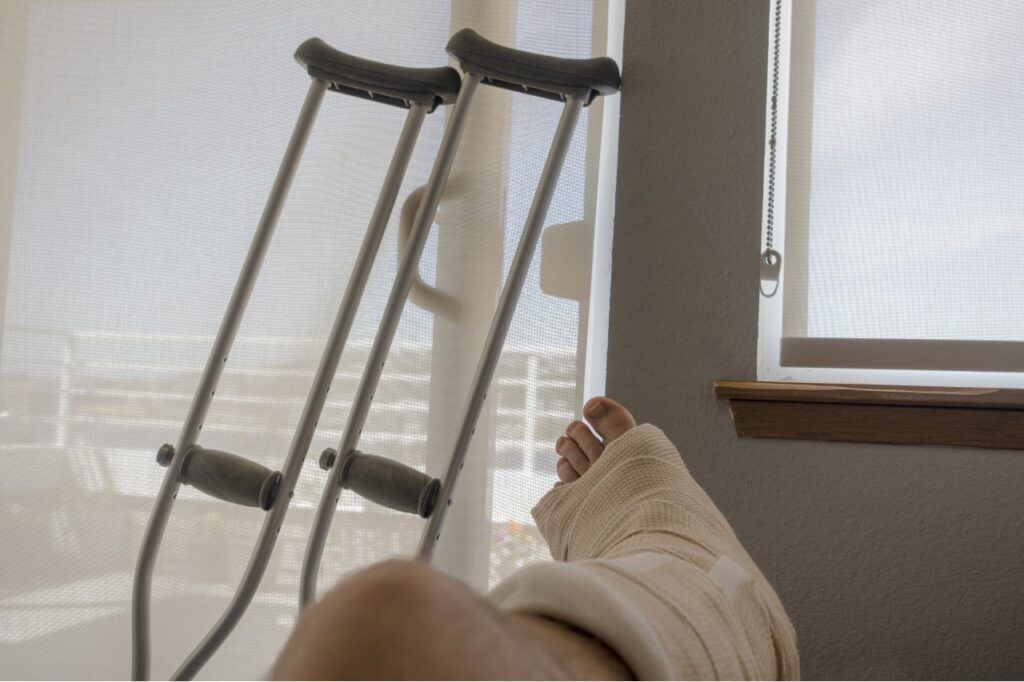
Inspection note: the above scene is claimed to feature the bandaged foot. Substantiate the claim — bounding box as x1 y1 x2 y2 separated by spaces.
489 397 799 680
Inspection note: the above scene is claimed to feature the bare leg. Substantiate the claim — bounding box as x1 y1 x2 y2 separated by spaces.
271 559 632 680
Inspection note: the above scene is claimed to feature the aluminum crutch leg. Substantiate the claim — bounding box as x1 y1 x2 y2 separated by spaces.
131 37 460 680
417 33 620 558
418 94 583 558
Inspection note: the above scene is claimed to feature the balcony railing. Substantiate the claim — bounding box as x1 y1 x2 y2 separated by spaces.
1 324 576 587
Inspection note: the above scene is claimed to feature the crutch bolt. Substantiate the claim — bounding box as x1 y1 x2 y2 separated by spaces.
319 448 338 471
156 443 175 467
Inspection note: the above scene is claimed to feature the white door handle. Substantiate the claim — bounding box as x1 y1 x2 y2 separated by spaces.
399 185 461 319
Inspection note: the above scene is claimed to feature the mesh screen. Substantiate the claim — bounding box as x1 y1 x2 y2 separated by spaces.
0 0 606 677
786 0 1024 341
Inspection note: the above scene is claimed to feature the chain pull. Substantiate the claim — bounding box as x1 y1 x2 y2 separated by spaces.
761 0 784 298
759 248 782 297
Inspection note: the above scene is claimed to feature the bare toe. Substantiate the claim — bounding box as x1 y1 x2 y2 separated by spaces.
582 396 637 443
566 420 604 463
555 456 579 484
556 435 591 477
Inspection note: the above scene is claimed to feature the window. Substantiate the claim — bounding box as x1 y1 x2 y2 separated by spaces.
757 0 1024 389
0 1 622 678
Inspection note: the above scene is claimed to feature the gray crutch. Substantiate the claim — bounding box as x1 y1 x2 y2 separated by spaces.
300 28 621 603
130 39 460 681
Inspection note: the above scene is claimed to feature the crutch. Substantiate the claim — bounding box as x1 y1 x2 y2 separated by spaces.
130 38 460 681
300 28 621 603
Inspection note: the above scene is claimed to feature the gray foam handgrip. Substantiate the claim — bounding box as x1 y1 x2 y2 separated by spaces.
180 446 281 511
341 451 440 518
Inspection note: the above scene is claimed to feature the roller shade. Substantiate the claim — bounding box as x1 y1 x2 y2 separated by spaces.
759 0 1024 384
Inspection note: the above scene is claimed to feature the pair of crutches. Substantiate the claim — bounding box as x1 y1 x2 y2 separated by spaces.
131 28 621 680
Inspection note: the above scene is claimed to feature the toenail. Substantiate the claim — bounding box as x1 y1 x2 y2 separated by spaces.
556 436 566 452
566 421 580 435
585 398 607 417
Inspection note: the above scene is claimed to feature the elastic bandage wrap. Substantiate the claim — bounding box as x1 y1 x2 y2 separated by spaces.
488 424 799 680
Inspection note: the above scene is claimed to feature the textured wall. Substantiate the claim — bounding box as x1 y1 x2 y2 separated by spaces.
607 2 1024 679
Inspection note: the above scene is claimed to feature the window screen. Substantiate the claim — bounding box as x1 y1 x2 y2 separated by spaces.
758 0 1024 386
0 1 617 677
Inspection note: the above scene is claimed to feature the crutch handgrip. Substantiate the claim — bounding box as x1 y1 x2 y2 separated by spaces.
339 451 440 518
178 446 281 511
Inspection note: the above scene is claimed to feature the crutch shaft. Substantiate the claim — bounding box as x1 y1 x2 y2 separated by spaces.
271 103 427 503
299 74 482 607
417 95 584 560
131 78 327 681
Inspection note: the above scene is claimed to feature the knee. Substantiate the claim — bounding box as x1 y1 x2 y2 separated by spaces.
326 559 451 624
273 561 454 679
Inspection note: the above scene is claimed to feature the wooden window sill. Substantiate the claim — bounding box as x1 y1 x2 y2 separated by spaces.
714 381 1024 450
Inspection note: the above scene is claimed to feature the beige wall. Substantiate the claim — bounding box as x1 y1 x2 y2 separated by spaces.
608 2 1024 678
